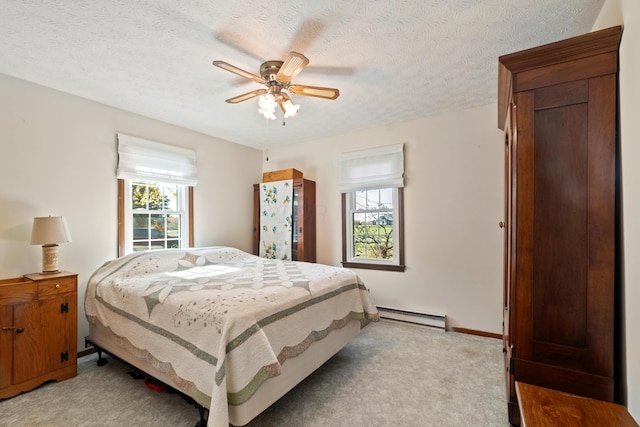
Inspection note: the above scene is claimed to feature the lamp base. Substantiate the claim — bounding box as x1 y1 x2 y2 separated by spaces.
41 244 60 274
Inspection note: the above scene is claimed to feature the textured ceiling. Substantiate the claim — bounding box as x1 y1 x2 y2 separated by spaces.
0 1 605 149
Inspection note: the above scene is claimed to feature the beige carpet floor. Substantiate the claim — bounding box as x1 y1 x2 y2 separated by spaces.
0 320 508 426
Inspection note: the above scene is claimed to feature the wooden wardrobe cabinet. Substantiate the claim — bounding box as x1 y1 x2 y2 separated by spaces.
253 170 316 262
498 26 622 425
0 271 77 399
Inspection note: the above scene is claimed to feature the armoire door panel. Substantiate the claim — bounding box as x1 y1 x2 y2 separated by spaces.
532 103 588 349
515 76 616 376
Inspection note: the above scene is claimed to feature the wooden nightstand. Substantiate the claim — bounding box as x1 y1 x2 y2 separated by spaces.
0 271 77 399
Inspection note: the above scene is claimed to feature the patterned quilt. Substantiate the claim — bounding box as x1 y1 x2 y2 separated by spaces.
85 247 379 427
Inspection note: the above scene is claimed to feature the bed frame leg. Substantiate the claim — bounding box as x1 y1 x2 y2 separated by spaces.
194 404 208 427
96 349 108 366
84 336 108 366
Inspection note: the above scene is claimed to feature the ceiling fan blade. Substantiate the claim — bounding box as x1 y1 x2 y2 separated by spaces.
276 52 309 83
225 89 268 103
289 85 340 100
212 61 265 84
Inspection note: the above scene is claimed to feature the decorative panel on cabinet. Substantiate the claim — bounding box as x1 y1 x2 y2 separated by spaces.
498 26 622 426
0 271 77 399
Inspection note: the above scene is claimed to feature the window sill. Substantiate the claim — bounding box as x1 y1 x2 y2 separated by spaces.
341 261 406 272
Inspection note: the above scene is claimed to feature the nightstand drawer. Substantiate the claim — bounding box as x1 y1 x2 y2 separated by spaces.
37 276 76 297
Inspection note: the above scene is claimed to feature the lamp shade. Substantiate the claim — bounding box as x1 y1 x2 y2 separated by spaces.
30 216 72 245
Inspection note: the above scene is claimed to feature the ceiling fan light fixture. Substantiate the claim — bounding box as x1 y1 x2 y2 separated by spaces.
282 99 300 118
278 93 300 118
258 93 277 120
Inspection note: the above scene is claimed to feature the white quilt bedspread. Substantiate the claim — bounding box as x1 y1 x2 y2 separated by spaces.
85 247 379 426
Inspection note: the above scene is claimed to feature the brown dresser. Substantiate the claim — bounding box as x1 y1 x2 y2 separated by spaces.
498 26 623 425
0 271 77 399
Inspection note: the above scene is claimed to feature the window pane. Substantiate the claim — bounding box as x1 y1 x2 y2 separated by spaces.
132 214 149 232
355 191 367 210
150 213 165 235
167 214 180 239
167 214 180 248
147 183 168 211
132 182 148 209
159 183 178 211
348 188 396 261
380 188 393 208
354 226 366 257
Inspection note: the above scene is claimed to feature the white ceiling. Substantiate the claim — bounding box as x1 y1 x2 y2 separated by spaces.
0 1 605 149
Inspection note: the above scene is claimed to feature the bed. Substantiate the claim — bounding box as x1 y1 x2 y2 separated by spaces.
84 246 379 426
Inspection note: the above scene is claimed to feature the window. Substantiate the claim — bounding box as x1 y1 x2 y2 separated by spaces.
116 134 197 256
127 180 186 252
343 187 404 270
340 144 405 271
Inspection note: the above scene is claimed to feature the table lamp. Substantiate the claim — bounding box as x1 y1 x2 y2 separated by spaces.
30 216 72 274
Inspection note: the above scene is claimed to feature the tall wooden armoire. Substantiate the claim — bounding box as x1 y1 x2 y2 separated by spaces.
253 169 316 262
498 26 622 425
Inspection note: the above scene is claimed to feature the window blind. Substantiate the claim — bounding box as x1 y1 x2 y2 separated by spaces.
338 143 404 192
116 134 198 186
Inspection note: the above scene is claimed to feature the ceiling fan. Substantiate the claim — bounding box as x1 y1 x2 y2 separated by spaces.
212 51 340 121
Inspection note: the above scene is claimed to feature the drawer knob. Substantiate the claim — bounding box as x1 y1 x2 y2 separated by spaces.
55 284 61 289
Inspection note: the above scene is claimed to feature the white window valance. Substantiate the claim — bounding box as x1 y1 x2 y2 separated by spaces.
338 143 404 192
116 133 198 186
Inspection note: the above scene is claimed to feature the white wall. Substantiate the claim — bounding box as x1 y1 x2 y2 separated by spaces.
593 0 640 416
0 74 262 351
263 104 505 334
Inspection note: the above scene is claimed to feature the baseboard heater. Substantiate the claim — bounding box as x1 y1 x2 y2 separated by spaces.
377 307 446 330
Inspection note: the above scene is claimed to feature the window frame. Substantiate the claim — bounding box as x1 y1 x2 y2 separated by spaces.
341 187 405 272
118 179 194 257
